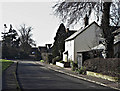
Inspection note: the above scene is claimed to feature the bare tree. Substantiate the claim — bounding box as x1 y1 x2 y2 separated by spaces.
18 24 36 55
53 1 102 26
53 0 120 58
110 1 120 26
18 24 36 47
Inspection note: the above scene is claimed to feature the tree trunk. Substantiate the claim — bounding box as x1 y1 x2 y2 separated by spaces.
101 2 114 58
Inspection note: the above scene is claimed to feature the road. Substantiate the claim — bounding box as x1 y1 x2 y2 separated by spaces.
17 60 117 90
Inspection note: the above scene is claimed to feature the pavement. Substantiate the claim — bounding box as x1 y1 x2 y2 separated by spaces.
1 60 120 91
35 61 120 90
2 61 19 91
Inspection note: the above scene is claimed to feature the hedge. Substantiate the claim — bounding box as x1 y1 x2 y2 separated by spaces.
83 58 120 77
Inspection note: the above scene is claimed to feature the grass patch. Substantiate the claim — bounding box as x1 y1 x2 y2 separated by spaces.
0 59 14 71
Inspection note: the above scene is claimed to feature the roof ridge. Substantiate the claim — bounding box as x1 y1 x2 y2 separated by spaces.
66 21 99 41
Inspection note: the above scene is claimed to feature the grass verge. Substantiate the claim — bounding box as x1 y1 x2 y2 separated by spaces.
0 59 14 71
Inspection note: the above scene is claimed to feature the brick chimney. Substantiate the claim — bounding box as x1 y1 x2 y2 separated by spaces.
84 14 89 27
66 28 69 33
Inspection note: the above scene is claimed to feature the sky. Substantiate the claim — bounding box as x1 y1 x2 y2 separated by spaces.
0 1 63 46
0 0 99 47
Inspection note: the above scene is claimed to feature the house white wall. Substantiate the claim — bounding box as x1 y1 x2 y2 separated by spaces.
63 40 74 61
63 22 103 62
74 23 102 61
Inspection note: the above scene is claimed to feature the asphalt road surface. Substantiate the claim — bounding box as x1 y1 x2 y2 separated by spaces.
17 60 118 91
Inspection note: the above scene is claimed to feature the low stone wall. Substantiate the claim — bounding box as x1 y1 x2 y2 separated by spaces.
56 62 70 68
56 62 64 67
86 71 118 82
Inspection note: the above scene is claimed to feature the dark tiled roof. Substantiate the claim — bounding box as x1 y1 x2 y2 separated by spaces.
38 46 52 53
38 46 47 53
66 30 77 39
69 30 77 35
31 47 38 50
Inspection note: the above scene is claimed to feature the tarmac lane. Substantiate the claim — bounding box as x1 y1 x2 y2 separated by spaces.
17 60 118 91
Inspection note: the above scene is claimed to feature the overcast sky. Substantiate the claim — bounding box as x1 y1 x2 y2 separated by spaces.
0 0 99 47
0 1 64 46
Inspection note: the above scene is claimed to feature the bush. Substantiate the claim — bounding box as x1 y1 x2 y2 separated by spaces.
64 62 70 67
52 56 61 64
75 66 86 74
58 60 64 63
83 58 120 77
48 55 53 63
70 61 78 71
40 60 44 62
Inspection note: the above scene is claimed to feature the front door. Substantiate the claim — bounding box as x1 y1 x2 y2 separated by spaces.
77 53 83 68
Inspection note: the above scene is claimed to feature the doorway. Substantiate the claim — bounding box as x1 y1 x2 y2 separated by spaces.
77 53 83 68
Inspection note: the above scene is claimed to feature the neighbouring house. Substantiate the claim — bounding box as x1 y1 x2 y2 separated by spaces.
29 47 41 60
63 21 104 68
66 28 77 37
38 44 52 62
113 28 120 58
31 47 38 55
0 41 2 59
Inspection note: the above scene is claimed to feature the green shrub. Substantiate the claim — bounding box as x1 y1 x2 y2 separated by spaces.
75 66 86 74
70 61 78 71
52 56 61 64
59 60 64 63
48 55 53 63
40 60 44 62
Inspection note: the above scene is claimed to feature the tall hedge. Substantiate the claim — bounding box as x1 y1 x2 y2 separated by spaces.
83 58 120 77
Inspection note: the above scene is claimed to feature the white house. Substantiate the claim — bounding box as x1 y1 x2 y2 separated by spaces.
63 22 104 67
